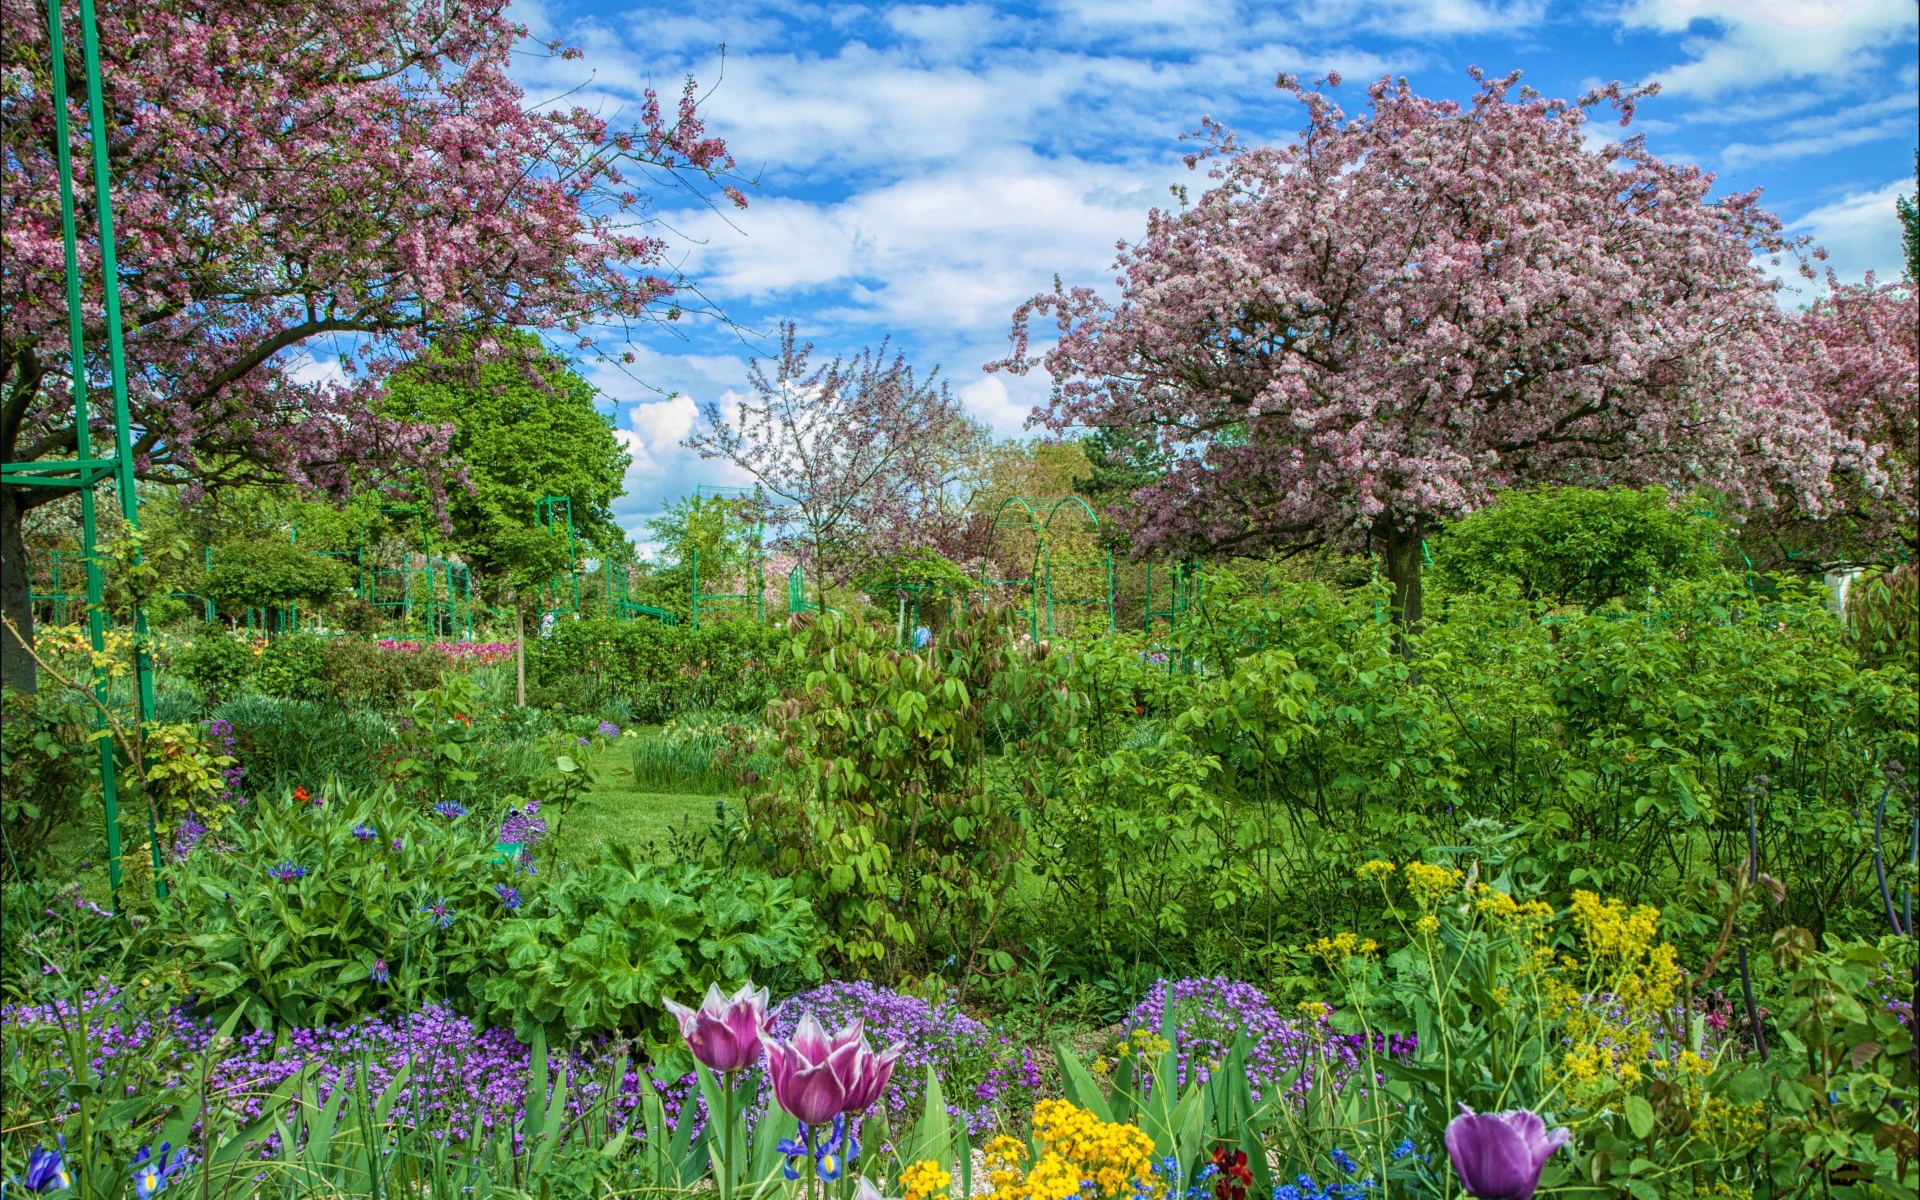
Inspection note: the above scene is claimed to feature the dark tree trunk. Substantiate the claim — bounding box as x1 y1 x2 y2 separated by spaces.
2 487 38 694
1375 513 1425 656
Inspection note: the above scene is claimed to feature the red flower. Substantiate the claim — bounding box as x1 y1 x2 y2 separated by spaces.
294 786 314 803
1211 1147 1251 1200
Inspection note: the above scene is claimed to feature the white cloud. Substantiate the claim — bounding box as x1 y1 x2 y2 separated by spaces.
680 154 1167 330
1624 0 1917 96
1793 178 1913 286
611 393 755 543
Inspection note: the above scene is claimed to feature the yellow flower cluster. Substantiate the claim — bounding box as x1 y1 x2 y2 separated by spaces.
1404 861 1465 907
1357 859 1397 881
901 1159 953 1200
1306 932 1379 962
1115 1028 1171 1061
1472 886 1555 929
985 1102 1161 1200
1548 891 1684 1096
1700 1097 1768 1150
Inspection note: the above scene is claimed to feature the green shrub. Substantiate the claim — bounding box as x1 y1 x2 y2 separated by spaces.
172 634 255 701
316 637 450 708
214 694 391 794
149 779 522 1027
527 617 794 721
743 605 1065 975
1005 568 1916 993
0 689 97 880
203 539 349 614
253 632 331 700
473 841 821 1040
1429 484 1721 609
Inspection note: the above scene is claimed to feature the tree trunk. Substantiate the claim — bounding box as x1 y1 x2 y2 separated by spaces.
1375 513 1425 655
2 489 37 695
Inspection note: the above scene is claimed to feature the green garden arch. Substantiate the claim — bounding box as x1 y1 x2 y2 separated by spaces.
980 496 1115 640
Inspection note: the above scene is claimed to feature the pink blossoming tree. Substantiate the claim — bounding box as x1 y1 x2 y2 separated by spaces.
993 70 1842 639
1766 276 1917 564
0 0 745 690
685 323 985 610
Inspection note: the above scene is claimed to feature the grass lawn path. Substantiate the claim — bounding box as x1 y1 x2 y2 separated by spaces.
558 737 724 863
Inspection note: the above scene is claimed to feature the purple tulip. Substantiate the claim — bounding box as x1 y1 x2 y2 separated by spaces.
841 1034 905 1115
1445 1107 1570 1200
664 982 771 1075
764 1013 864 1124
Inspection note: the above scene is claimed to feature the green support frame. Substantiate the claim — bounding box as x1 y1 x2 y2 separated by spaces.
690 485 765 629
0 0 162 899
979 496 1115 640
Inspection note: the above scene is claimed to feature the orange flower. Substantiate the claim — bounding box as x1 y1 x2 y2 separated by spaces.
293 786 312 803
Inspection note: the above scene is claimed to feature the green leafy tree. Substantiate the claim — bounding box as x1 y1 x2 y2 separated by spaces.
1428 485 1720 609
641 493 759 618
1898 149 1918 282
383 332 633 588
202 539 349 616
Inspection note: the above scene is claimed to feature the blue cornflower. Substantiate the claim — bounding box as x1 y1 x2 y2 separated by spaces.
495 884 521 911
433 800 468 819
1331 1149 1359 1176
266 862 307 881
352 824 377 841
425 900 455 929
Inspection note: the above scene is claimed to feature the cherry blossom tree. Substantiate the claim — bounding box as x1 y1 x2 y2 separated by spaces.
992 70 1841 639
0 0 745 690
685 323 985 609
1764 276 1917 564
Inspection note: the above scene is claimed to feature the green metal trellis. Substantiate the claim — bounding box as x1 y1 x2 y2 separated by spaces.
0 0 161 898
979 496 1115 641
689 485 765 629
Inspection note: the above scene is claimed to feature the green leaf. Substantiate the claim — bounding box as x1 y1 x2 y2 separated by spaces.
1725 1067 1770 1105
1054 1045 1113 1123
1623 1094 1655 1139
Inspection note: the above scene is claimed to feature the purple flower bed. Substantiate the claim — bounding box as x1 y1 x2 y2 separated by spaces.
2 993 683 1148
1126 978 1415 1101
770 981 1039 1135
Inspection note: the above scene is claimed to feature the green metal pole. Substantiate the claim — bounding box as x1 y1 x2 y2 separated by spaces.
79 0 163 888
46 0 132 898
1106 549 1115 633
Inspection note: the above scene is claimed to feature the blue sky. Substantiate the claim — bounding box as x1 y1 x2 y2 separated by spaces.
504 0 1918 547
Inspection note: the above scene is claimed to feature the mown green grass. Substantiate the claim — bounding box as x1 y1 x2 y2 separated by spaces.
560 738 730 863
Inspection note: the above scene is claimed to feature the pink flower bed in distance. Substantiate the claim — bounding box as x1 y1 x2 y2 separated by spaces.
376 640 517 665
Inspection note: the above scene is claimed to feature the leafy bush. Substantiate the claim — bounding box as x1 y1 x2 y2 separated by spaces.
743 606 1067 976
203 538 349 614
317 637 453 708
1429 484 1720 608
148 780 521 1027
0 689 96 880
252 632 331 700
527 617 795 720
212 694 392 794
474 841 821 1041
999 568 1918 996
172 634 255 701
